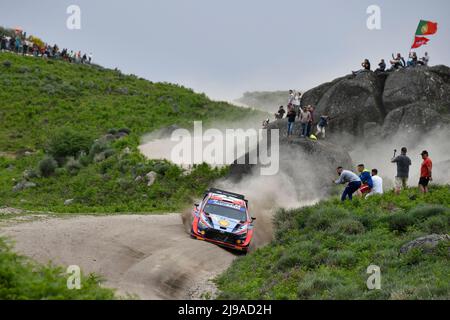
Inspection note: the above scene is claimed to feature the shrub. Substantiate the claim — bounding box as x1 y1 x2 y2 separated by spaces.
297 272 340 299
306 207 349 231
89 140 109 158
47 128 91 162
38 156 58 177
409 205 449 221
332 219 365 235
421 216 450 234
388 213 415 233
3 60 11 68
66 157 82 175
326 250 357 267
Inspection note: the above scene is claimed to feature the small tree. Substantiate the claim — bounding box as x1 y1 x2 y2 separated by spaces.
46 128 92 164
38 156 58 177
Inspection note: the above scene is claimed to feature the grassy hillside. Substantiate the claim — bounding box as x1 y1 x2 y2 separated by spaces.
236 91 288 112
217 186 450 300
0 52 262 213
0 237 116 300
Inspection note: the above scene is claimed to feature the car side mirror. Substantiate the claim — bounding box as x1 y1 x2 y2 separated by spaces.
195 204 199 208
251 217 256 222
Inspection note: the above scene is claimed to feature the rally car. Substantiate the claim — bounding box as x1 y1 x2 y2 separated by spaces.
191 188 255 253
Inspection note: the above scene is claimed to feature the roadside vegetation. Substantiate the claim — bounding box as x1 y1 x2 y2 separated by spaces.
0 237 116 299
217 186 450 300
0 52 262 213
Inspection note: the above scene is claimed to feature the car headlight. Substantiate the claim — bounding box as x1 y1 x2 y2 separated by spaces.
198 215 211 230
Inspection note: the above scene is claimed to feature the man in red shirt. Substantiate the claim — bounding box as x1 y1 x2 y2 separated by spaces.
419 150 433 193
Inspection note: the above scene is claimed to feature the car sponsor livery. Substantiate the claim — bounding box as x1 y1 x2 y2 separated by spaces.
191 188 255 253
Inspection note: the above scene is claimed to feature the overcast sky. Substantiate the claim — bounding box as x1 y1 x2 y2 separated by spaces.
1 0 449 101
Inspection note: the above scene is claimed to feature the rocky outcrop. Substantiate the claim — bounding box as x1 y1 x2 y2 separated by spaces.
400 234 450 255
299 65 450 137
383 65 450 113
228 119 353 194
381 102 445 136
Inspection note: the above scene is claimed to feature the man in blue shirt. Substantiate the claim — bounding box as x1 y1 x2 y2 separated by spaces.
357 164 374 197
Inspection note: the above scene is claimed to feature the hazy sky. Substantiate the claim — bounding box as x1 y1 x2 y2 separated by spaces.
1 0 449 101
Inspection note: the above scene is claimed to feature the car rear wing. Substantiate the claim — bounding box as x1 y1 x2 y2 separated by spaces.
206 188 249 208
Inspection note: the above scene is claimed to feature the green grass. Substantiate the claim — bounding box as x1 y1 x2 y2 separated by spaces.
0 52 263 214
0 237 117 300
217 186 450 300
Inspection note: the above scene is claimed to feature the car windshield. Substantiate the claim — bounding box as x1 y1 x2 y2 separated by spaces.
203 204 247 221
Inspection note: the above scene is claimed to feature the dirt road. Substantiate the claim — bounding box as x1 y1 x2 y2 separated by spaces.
1 214 238 300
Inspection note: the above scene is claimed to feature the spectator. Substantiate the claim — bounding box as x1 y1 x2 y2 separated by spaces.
299 106 311 138
407 52 418 67
315 115 329 139
275 106 286 120
293 92 301 115
356 164 374 197
420 52 430 66
353 59 371 75
391 147 412 195
419 151 433 193
0 36 6 51
366 169 384 199
306 106 315 138
389 53 406 70
376 59 386 72
334 167 362 201
286 107 297 138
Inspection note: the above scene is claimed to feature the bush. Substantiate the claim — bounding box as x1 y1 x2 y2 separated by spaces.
388 213 415 233
38 156 58 177
306 207 350 231
89 140 109 158
409 205 449 221
66 157 82 175
332 219 365 235
326 250 357 267
47 129 91 162
3 60 11 68
0 237 116 300
421 216 450 234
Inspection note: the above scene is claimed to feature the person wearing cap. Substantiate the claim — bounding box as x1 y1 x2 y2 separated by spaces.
419 151 433 193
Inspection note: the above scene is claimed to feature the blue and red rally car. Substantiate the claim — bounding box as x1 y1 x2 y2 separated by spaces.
191 188 255 253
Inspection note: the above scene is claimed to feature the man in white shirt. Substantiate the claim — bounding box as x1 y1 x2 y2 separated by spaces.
366 169 384 199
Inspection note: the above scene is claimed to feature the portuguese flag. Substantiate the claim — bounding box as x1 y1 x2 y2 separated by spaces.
416 20 438 35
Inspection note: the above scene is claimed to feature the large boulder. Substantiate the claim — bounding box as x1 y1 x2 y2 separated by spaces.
383 65 450 113
381 102 445 137
301 72 385 136
299 65 450 138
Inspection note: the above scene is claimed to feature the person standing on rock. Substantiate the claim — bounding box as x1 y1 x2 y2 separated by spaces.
293 92 301 116
315 115 330 139
391 147 412 195
419 150 433 193
306 106 315 138
334 167 362 201
299 106 311 138
286 107 296 139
